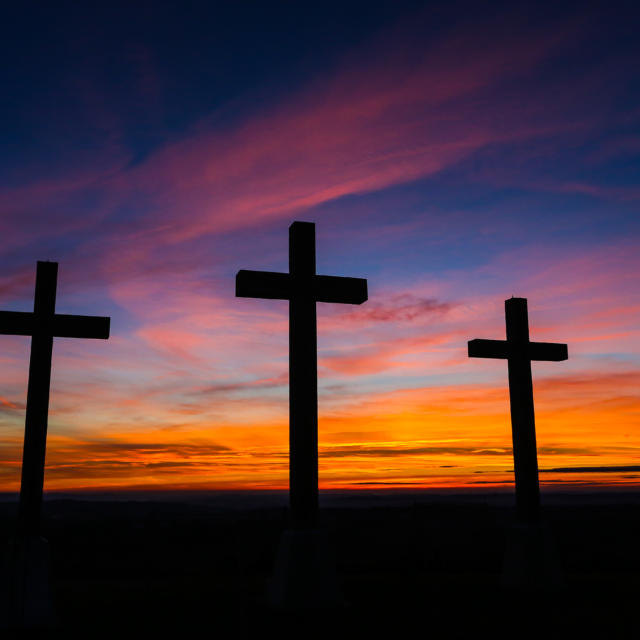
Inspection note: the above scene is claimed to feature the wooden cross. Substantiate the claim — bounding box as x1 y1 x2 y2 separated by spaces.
236 222 367 527
0 261 110 537
468 297 567 523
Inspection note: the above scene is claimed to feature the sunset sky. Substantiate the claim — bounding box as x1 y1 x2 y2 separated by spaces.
1 1 639 493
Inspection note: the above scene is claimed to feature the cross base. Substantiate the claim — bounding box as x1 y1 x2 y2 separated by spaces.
268 528 343 610
1 535 55 629
501 521 564 590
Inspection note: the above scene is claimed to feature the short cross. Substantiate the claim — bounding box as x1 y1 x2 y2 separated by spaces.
0 261 110 536
468 297 567 523
236 222 367 527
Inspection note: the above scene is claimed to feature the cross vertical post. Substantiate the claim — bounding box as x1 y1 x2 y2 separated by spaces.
288 223 319 526
0 261 112 536
19 262 57 537
468 297 568 524
505 298 540 524
236 221 367 529
0 260 110 627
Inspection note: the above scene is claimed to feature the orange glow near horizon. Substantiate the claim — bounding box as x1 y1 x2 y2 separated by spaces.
1 371 638 494
1 5 639 497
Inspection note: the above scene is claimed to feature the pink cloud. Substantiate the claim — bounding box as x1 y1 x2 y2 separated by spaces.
0 7 637 494
136 325 213 365
338 294 453 324
321 330 464 376
0 6 602 298
0 266 36 302
79 8 591 261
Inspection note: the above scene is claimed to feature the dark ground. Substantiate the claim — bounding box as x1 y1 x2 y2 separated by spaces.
1 490 639 637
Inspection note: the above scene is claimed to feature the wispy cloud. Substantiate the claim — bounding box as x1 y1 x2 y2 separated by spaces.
340 294 453 324
0 5 638 492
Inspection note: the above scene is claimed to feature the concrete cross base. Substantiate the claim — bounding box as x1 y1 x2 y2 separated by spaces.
501 522 565 590
268 528 343 610
1 535 55 629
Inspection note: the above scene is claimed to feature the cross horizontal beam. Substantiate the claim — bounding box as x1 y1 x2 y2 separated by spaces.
0 311 110 339
314 275 367 304
468 339 509 359
236 271 367 305
529 342 568 361
468 338 568 361
236 270 290 300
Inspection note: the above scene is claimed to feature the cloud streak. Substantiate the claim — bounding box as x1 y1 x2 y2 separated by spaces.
0 4 638 492
339 294 453 324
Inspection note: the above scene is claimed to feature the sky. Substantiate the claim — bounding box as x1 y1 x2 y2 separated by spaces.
0 0 639 493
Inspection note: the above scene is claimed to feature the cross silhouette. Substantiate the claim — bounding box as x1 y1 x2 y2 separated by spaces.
0 261 110 536
237 222 367 527
468 297 567 523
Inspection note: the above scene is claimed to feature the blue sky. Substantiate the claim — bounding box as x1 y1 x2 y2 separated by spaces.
0 0 639 490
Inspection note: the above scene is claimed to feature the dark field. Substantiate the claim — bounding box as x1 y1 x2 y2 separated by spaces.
2 491 639 637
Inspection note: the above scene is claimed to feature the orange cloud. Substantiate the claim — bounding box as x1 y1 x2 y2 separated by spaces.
0 366 636 493
0 8 637 496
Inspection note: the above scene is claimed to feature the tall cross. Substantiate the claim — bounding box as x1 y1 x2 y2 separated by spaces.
468 297 567 523
236 222 367 527
0 261 110 537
